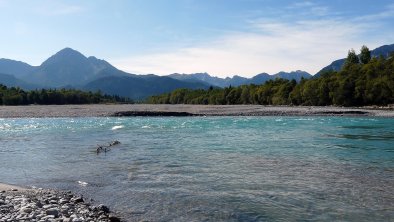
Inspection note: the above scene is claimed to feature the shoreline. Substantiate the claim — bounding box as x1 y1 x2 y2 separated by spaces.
0 104 393 118
0 183 29 192
0 182 122 221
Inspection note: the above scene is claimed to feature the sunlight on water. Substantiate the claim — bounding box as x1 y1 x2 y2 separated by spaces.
0 117 393 221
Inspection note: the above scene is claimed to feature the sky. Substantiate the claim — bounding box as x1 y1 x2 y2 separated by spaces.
1 0 394 78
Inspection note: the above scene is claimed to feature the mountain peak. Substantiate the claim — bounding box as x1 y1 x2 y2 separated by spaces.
59 47 80 53
255 72 269 76
24 48 118 87
54 47 86 58
39 48 87 68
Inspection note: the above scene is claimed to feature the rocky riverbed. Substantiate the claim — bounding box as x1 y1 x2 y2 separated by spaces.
0 187 121 222
0 104 393 118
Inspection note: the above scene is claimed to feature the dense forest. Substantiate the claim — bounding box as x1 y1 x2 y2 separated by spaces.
148 46 394 106
0 86 132 105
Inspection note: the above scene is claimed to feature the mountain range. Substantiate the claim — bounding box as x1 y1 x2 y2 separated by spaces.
0 48 211 99
1 44 393 100
168 70 311 88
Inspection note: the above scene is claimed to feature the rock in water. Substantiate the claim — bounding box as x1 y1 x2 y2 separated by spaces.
98 204 110 213
109 215 121 222
71 196 84 203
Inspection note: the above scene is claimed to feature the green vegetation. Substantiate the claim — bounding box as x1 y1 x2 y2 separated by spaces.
0 86 132 105
148 46 394 106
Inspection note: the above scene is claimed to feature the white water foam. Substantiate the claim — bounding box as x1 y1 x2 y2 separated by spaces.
111 125 124 130
77 181 88 187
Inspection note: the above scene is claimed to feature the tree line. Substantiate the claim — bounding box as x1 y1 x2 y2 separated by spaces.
147 46 394 106
0 86 133 105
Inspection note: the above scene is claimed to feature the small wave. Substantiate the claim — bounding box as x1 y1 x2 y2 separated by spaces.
141 125 151 129
0 123 11 129
295 118 315 121
26 124 39 129
77 181 88 186
111 125 124 130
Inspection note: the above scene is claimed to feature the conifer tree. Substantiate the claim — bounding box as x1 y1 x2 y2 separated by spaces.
346 49 360 64
360 45 371 64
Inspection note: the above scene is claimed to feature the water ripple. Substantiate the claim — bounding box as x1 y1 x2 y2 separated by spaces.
0 117 393 221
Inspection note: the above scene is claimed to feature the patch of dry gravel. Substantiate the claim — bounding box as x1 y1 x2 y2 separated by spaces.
0 104 393 118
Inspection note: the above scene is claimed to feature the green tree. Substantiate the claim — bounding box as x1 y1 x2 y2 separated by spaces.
346 49 359 65
360 45 371 64
240 86 251 104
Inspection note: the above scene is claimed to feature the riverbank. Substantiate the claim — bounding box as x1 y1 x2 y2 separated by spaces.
0 183 121 222
0 104 393 118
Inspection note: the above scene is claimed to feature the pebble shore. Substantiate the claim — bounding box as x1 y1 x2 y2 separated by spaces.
0 188 121 222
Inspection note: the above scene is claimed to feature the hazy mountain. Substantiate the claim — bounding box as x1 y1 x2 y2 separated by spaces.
273 70 312 82
316 44 394 76
0 73 39 89
168 73 238 88
24 48 123 87
246 73 271 85
192 73 232 86
246 71 311 85
84 75 210 100
371 44 394 57
164 73 213 85
168 71 311 87
0 59 35 78
226 75 249 86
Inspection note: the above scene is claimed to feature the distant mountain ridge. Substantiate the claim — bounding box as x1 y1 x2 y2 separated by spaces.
0 48 212 99
0 73 39 89
1 44 393 100
168 70 312 87
0 59 36 78
316 44 394 76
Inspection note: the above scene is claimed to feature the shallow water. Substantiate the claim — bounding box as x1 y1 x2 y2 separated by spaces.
1 117 393 221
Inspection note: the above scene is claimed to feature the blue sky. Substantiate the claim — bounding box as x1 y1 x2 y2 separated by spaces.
1 0 394 77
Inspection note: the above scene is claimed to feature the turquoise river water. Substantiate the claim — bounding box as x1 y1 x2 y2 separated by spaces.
0 117 393 221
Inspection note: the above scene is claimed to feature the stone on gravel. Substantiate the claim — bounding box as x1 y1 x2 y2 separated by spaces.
20 206 32 213
46 208 59 217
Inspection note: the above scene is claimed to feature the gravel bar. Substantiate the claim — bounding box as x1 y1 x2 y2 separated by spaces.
0 104 393 118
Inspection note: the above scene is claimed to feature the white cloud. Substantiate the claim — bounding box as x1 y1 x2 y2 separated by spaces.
354 3 394 22
287 1 330 17
111 19 367 77
288 1 315 9
35 1 83 16
110 3 394 78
